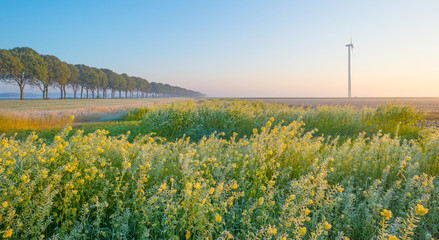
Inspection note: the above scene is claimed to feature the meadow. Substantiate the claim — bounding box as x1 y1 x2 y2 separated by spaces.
1 99 438 239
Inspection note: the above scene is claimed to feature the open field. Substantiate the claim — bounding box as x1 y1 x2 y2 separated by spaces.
1 100 438 239
243 97 439 120
0 98 190 131
0 97 190 111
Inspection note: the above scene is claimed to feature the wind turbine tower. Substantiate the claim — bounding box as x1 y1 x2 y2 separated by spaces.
346 38 354 98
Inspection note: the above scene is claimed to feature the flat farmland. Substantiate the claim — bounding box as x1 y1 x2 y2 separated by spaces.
0 97 190 111
243 97 439 119
0 98 191 131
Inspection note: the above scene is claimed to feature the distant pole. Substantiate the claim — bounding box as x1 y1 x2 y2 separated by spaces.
347 45 351 98
346 41 353 98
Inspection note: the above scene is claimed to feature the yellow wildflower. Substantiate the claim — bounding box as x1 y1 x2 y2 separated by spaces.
194 183 201 189
324 221 332 230
268 226 277 234
304 208 311 215
215 213 222 223
258 197 264 205
381 209 392 220
209 188 215 195
70 115 75 120
2 201 8 208
415 204 428 216
3 228 13 238
186 230 191 239
299 227 307 236
388 235 399 240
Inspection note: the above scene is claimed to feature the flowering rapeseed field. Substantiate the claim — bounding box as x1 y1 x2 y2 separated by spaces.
0 100 438 239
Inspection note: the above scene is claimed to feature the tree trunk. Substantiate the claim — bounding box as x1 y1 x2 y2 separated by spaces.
80 86 83 99
20 85 24 100
64 86 67 99
86 89 89 99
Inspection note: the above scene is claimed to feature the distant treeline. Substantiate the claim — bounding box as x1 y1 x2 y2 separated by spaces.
0 47 205 100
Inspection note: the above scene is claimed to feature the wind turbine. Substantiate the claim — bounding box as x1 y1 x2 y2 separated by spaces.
346 37 354 98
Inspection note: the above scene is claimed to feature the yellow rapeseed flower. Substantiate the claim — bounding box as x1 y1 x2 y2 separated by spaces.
381 209 392 220
415 204 428 216
258 197 264 206
209 188 215 195
2 201 8 208
268 226 277 234
194 183 201 189
70 115 75 120
324 221 332 230
215 213 222 223
186 230 192 239
388 235 399 240
299 227 307 236
3 228 13 238
304 208 311 215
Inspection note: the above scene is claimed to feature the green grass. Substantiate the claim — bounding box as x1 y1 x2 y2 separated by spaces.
125 99 425 141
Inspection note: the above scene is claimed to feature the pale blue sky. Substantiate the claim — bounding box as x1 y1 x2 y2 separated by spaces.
1 0 439 97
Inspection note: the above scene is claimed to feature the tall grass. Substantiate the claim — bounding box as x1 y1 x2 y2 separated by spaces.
0 110 70 131
127 100 424 141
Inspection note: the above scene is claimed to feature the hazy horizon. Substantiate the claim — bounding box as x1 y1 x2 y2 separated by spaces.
1 0 439 98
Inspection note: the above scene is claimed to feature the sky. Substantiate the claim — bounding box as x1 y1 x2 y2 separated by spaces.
1 0 439 97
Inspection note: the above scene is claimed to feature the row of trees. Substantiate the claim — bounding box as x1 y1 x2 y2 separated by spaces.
0 47 204 100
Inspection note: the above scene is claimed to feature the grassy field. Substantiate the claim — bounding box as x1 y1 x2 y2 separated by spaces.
244 97 439 120
1 99 439 239
0 98 190 111
0 98 190 132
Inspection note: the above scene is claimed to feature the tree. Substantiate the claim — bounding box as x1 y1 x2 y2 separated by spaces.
102 68 119 98
95 68 108 98
0 49 24 99
67 64 80 99
43 55 70 99
9 47 47 100
118 74 127 98
126 76 136 98
87 67 100 99
121 73 132 98
76 64 89 99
